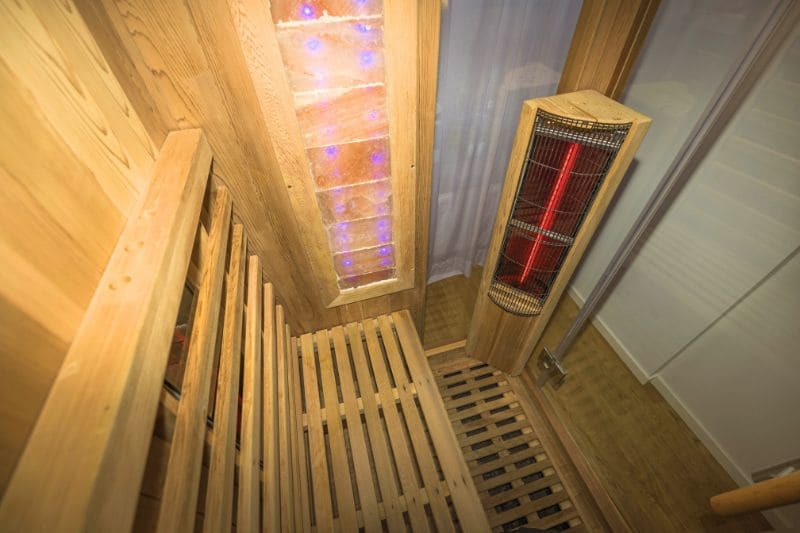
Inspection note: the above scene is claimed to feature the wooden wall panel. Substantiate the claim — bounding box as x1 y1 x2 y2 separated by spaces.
0 0 156 494
557 0 660 99
74 0 440 334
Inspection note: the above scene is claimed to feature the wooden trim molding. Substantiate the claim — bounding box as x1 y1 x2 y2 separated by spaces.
558 0 661 99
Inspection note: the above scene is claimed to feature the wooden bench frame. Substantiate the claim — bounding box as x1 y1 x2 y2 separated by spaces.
0 129 489 532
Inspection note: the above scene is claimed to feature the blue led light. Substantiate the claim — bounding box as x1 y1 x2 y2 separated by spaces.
359 51 374 67
306 38 321 52
300 4 314 18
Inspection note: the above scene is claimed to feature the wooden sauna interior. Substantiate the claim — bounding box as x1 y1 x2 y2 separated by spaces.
2 0 798 531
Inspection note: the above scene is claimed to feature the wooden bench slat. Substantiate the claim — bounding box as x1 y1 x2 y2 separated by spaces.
204 223 246 533
392 311 491 533
157 186 231 533
278 306 298 531
300 332 334 530
345 322 407 531
363 319 431 533
330 326 382 532
317 330 359 531
236 255 263 533
262 283 280 532
377 315 455 533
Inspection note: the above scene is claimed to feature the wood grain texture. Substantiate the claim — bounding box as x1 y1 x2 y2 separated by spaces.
72 0 437 330
0 0 157 492
557 0 661 99
393 311 492 533
467 91 650 375
158 187 232 533
237 255 263 533
204 224 246 533
0 130 210 531
261 283 280 533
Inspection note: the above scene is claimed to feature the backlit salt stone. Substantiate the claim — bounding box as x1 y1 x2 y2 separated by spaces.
339 268 395 289
294 85 388 148
276 19 384 92
332 243 395 278
316 179 391 225
308 137 390 189
271 0 382 24
328 215 392 252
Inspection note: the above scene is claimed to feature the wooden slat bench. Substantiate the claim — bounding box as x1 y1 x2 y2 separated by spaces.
0 130 489 532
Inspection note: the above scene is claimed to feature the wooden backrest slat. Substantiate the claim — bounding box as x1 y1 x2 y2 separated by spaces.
237 255 264 533
262 282 281 532
277 306 298 532
0 130 211 532
203 223 247 533
157 187 232 533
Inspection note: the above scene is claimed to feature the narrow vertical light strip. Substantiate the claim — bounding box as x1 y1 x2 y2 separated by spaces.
520 142 581 284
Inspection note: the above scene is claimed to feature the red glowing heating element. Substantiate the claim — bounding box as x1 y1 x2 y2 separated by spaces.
518 142 581 284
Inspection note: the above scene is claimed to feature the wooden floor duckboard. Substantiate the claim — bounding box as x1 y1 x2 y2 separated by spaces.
292 311 489 532
431 355 585 532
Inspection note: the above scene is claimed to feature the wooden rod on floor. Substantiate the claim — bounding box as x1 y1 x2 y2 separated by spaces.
710 471 800 516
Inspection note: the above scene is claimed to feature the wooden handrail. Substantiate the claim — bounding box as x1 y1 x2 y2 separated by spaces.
710 471 800 516
0 130 211 532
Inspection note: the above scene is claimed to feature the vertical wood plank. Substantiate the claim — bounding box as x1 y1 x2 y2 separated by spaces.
262 283 280 533
276 306 297 531
393 311 491 533
289 334 312 532
410 0 443 334
345 323 406 531
557 0 660 99
157 187 232 533
376 315 454 533
329 327 383 532
237 255 263 533
362 320 430 532
204 224 246 532
316 330 358 531
299 332 333 531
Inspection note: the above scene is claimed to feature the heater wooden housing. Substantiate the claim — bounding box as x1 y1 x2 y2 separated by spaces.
467 90 650 375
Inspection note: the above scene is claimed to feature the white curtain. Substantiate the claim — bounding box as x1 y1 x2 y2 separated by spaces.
428 0 582 282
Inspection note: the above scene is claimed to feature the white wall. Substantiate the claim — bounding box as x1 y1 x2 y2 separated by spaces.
569 1 800 527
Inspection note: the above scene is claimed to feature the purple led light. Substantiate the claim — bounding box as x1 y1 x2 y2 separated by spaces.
300 4 315 18
378 233 390 243
335 204 346 213
354 23 369 33
342 259 353 267
378 246 390 256
359 51 374 67
324 145 338 157
377 219 388 229
380 258 391 267
370 150 385 164
306 38 321 52
366 110 378 121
